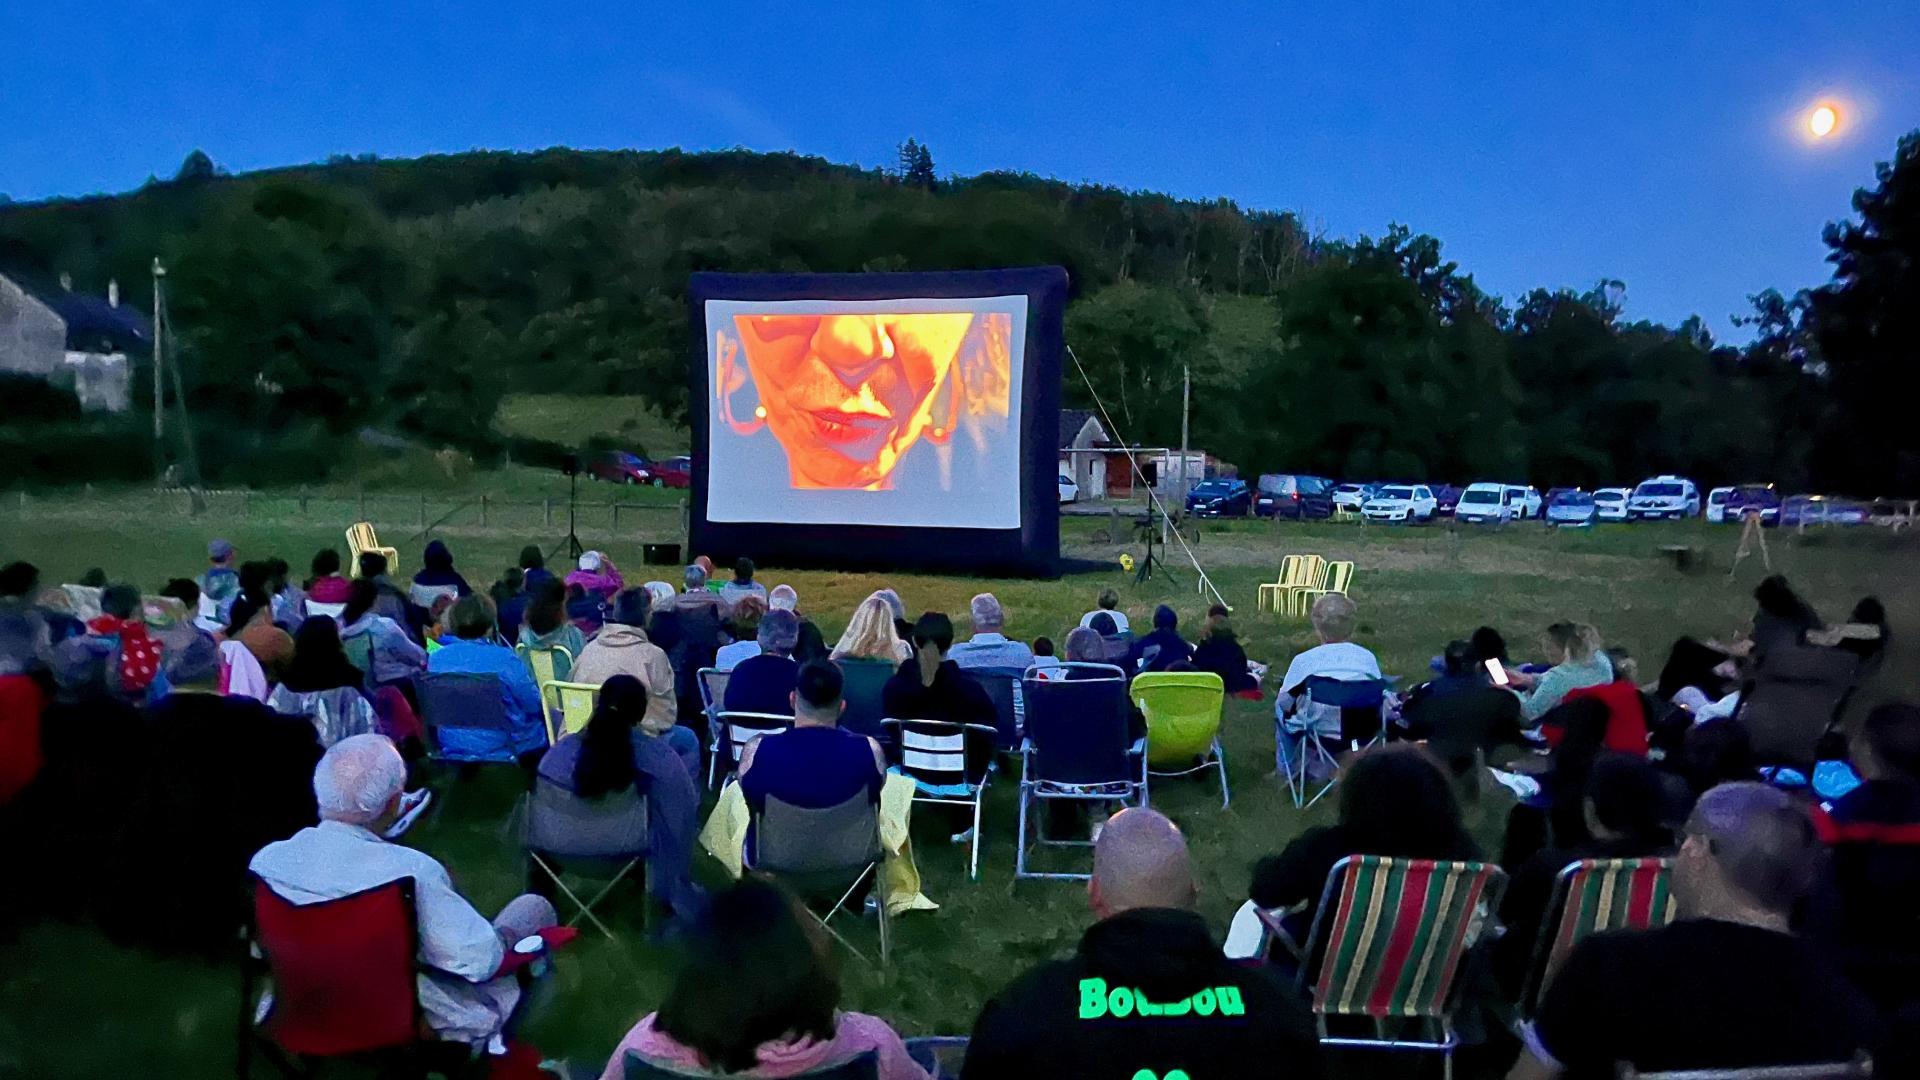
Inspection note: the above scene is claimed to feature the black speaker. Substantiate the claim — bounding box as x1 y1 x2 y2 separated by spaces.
561 454 579 478
643 542 682 566
1141 460 1159 487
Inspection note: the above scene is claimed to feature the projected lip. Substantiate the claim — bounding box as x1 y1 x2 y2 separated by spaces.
799 408 895 453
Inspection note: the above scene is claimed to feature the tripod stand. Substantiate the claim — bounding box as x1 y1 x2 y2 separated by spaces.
1134 501 1179 585
551 456 585 564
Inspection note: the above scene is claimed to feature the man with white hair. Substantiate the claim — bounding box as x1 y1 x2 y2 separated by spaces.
249 734 559 1049
963 808 1319 1078
1510 782 1881 1079
768 583 799 613
1275 592 1381 774
948 593 1036 674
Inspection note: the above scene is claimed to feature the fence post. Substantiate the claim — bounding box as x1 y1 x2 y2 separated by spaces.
17 491 26 515
298 489 309 515
544 498 553 528
358 492 367 522
419 495 428 528
244 491 252 518
612 502 620 532
479 494 488 527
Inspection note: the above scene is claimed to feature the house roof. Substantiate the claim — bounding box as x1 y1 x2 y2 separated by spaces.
1060 408 1103 443
41 290 150 353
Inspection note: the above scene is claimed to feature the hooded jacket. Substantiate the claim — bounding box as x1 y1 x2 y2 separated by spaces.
338 612 428 686
409 541 472 609
568 623 677 736
962 907 1321 1080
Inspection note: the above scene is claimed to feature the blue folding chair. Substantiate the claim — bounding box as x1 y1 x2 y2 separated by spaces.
1278 675 1389 808
882 717 998 880
1015 663 1144 881
836 657 897 743
415 671 520 765
967 666 1025 751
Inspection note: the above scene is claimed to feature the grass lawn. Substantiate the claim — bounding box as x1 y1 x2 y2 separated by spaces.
493 393 690 458
2 500 1915 1077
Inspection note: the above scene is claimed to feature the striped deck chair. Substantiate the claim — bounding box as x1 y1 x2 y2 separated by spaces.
1519 857 1675 1018
1297 855 1507 1080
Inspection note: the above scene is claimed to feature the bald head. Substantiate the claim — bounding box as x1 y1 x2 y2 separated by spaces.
1090 808 1195 918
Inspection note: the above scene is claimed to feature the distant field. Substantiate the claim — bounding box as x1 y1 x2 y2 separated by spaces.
2 505 1915 1076
493 393 690 456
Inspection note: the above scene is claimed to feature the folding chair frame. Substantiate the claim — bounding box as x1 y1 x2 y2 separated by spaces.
1146 735 1231 808
1014 747 1148 882
537 679 601 745
882 718 998 880
696 667 729 787
527 849 644 941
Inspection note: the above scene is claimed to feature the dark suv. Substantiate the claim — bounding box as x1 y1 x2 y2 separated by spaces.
1186 478 1253 518
1255 474 1335 519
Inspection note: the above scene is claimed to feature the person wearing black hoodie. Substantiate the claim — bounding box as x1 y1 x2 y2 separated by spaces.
963 808 1321 1080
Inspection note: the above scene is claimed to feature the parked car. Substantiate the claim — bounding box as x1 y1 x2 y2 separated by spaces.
1058 473 1080 504
1186 478 1252 517
1724 484 1781 524
587 451 654 485
1504 485 1543 520
1331 483 1373 512
1361 484 1438 524
1455 482 1513 523
1542 487 1579 508
1432 484 1462 516
1628 475 1701 520
648 456 693 489
1255 473 1336 520
1780 494 1869 527
1593 487 1631 521
1545 489 1597 528
1705 486 1737 524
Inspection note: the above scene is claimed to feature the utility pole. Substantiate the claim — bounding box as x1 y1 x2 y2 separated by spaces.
152 257 166 478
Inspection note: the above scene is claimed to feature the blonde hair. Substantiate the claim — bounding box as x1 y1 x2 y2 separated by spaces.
1544 621 1603 663
833 596 907 662
1310 593 1357 642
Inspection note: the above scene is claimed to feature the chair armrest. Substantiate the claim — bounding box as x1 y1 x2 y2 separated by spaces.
488 926 579 979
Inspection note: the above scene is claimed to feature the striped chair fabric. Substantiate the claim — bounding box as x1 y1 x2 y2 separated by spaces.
719 711 794 770
1306 855 1506 1020
1521 857 1675 1015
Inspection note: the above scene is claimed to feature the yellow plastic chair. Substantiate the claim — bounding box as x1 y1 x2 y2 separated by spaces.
1132 671 1229 807
1257 554 1322 613
345 522 399 577
539 680 602 744
1290 560 1355 617
518 644 573 687
1265 554 1327 614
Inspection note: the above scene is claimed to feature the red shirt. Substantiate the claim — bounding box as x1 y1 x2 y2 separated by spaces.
1554 680 1650 755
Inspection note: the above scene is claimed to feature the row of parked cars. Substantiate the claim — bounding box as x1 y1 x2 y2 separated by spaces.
1185 473 1896 528
587 451 694 488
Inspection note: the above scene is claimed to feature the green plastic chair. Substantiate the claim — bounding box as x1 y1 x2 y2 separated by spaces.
1132 670 1229 807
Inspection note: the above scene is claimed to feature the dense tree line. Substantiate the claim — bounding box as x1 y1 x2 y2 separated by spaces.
1 133 1914 491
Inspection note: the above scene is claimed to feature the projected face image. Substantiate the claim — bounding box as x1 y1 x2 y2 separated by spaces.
720 312 1008 489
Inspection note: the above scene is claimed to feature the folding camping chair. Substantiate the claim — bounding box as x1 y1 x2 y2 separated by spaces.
1518 857 1675 1018
415 671 522 765
1278 676 1389 809
1289 560 1356 617
1615 1055 1873 1080
345 522 399 578
696 667 730 786
836 657 896 742
240 876 465 1078
539 680 601 745
524 771 648 939
1291 856 1507 1080
751 791 888 964
1735 641 1862 775
714 711 794 786
1257 554 1321 613
882 717 998 880
970 667 1025 751
304 601 347 621
1133 670 1230 808
1015 663 1145 881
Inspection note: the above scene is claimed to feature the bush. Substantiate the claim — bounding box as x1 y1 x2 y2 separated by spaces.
0 418 152 486
0 373 83 425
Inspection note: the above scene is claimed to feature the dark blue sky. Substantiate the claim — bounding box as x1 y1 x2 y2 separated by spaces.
4 2 1915 339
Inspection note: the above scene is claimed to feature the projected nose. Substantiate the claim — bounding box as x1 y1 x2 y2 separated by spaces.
812 316 893 387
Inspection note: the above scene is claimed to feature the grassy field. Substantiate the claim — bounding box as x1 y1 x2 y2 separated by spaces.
493 393 689 457
2 500 1915 1077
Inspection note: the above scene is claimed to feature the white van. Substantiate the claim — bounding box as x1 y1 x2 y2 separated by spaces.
1629 475 1702 520
1455 482 1513 523
1705 486 1736 524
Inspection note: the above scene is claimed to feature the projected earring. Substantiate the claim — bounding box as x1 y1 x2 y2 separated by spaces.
715 331 766 436
924 370 960 445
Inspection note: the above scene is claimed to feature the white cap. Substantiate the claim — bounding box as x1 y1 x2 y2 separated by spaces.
578 551 603 572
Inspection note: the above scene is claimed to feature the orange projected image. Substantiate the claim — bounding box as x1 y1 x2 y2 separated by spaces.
715 311 1013 490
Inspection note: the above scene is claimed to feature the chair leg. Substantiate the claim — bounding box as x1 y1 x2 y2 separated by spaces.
1015 785 1030 879
877 885 891 966
1215 739 1231 809
969 793 983 882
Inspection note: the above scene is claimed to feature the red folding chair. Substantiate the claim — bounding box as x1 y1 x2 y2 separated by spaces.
240 875 468 1077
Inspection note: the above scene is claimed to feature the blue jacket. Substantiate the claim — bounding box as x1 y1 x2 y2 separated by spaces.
427 638 546 756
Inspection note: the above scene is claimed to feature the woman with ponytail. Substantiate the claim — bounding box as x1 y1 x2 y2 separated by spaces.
1508 620 1614 724
880 611 996 731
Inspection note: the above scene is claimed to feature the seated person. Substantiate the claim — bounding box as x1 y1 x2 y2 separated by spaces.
768 583 799 613
1274 593 1381 767
964 808 1321 1079
831 595 912 665
718 556 769 614
1511 783 1882 1079
409 539 473 611
1063 627 1144 742
1237 745 1479 954
1493 755 1675 995
1189 605 1257 694
304 549 352 607
738 661 886 818
250 734 559 1050
426 596 547 761
52 582 164 703
1029 636 1061 674
948 593 1036 673
1 560 53 677
1505 622 1613 725
517 578 585 675
537 676 702 913
1402 639 1524 775
337 579 427 689
601 876 929 1080
1085 611 1133 667
723 610 802 716
883 613 997 730
355 552 414 633
1557 646 1650 755
1130 605 1193 674
715 595 766 671
198 539 241 621
1077 587 1132 635
268 616 381 747
565 550 624 605
569 590 683 757
1814 701 1920 1012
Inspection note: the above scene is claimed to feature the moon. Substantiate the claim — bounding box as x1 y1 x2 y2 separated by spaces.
1809 104 1838 138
